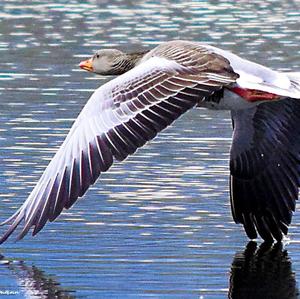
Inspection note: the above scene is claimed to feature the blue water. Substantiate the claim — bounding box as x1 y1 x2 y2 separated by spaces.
0 1 300 298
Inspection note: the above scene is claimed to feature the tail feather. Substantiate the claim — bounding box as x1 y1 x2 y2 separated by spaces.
286 72 300 94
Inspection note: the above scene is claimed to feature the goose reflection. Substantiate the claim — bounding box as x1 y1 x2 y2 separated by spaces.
0 254 75 299
229 242 299 299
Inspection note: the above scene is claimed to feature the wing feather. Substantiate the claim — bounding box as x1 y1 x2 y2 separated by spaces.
230 98 300 241
0 51 237 243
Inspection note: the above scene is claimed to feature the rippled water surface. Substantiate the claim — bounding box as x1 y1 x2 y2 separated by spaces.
1 1 300 298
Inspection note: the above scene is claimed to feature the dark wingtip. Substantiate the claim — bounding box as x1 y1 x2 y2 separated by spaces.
0 212 24 245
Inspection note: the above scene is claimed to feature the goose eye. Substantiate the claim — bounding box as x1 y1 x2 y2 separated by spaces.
96 54 100 59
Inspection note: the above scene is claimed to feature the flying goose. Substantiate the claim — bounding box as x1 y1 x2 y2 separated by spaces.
1 40 300 244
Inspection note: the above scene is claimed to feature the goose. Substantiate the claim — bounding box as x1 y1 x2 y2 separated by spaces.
1 40 300 244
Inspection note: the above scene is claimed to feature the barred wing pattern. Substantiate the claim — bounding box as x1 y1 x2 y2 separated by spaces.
230 98 300 242
0 52 238 243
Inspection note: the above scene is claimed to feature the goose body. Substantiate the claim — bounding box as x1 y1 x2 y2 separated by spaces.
2 40 300 244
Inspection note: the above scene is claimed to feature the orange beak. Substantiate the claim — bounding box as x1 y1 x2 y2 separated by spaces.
79 58 94 72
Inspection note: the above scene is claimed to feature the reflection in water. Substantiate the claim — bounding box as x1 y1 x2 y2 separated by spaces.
229 242 299 299
0 254 75 299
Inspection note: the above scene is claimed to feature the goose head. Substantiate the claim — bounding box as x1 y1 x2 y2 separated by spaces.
79 49 149 76
79 49 129 76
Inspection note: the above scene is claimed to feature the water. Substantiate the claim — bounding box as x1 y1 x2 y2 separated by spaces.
0 0 300 298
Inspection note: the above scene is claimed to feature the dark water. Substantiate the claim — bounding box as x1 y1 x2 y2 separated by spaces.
0 1 300 298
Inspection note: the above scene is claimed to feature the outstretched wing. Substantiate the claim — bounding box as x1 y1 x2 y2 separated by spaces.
0 50 238 243
230 98 300 242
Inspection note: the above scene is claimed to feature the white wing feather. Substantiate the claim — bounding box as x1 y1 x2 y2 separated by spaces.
204 44 300 98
